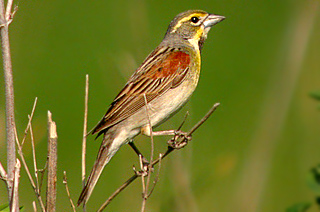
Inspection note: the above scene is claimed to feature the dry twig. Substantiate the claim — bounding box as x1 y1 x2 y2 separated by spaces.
30 116 40 193
97 175 139 211
21 97 38 146
140 94 155 212
81 74 89 212
97 103 220 211
38 162 48 196
82 75 89 183
46 111 58 212
0 0 17 209
10 159 21 212
147 153 162 198
63 171 76 212
33 201 37 212
14 98 46 211
15 127 46 211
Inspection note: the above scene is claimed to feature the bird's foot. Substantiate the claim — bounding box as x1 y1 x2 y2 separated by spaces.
133 166 148 177
141 156 154 173
133 155 154 176
167 130 192 149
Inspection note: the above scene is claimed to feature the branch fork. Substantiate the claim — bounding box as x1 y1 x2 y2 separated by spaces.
0 3 17 27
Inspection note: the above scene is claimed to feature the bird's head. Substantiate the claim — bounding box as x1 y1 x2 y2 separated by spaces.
164 10 225 50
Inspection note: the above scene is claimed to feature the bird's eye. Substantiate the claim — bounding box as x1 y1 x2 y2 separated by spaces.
191 16 199 23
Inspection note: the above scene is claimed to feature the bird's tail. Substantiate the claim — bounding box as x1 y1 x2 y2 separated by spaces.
77 132 118 206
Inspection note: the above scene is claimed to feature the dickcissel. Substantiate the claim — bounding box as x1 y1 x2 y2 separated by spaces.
78 9 225 206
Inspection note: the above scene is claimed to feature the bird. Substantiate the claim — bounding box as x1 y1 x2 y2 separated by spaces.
77 9 225 206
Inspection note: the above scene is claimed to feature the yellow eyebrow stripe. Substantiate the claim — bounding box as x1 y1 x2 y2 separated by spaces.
171 13 206 33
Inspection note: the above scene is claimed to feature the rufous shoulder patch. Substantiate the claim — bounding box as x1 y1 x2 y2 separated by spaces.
148 51 190 79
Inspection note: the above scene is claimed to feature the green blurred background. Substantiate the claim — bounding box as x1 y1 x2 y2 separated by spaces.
1 0 320 211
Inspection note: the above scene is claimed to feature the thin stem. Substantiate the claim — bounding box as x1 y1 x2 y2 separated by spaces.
140 155 147 212
46 111 58 212
97 174 139 212
13 98 46 211
15 130 46 211
38 162 47 196
187 102 220 136
147 153 162 198
141 197 146 212
22 97 38 146
142 94 154 163
4 0 13 21
11 159 20 212
150 147 173 168
82 76 89 185
139 154 146 193
33 201 37 212
0 0 16 209
63 171 76 212
141 94 154 212
30 119 39 193
82 75 89 212
177 111 189 131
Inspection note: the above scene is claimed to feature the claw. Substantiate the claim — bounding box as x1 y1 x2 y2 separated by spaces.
142 160 154 173
141 156 150 168
168 131 192 149
133 165 148 177
174 130 188 136
134 155 154 176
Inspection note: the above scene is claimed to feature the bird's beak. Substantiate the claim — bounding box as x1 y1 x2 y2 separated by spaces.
203 14 225 28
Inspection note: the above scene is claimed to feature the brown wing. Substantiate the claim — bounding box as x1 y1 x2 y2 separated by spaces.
92 46 191 135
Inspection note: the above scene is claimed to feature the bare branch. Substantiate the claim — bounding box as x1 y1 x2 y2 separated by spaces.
151 103 220 166
13 98 46 211
187 102 220 136
33 201 37 212
142 94 154 161
30 117 40 194
10 159 20 212
138 154 147 192
82 74 89 212
141 94 155 212
4 0 13 21
97 174 139 212
98 103 220 211
38 162 47 196
177 111 189 131
63 171 76 212
147 153 162 198
46 111 58 212
141 191 146 212
15 128 46 211
21 97 38 146
0 0 16 209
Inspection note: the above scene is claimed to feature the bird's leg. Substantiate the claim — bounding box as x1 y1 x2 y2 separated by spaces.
141 125 191 149
129 141 149 168
141 125 188 137
147 129 175 136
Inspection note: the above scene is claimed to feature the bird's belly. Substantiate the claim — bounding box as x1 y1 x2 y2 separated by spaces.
121 78 198 138
147 82 196 127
